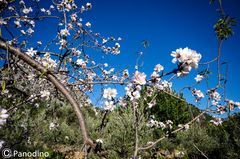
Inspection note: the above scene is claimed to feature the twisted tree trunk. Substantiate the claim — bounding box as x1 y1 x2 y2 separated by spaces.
0 41 95 147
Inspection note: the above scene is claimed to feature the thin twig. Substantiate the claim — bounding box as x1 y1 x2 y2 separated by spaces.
193 143 209 159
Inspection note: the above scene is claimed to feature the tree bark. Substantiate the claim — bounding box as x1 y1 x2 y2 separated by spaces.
0 41 94 147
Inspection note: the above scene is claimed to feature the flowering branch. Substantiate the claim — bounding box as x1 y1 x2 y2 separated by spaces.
0 40 95 147
138 109 211 151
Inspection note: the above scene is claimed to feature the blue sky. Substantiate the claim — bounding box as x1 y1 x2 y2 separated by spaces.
80 0 240 109
1 0 240 111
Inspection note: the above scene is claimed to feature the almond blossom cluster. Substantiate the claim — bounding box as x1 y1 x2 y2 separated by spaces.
210 117 223 126
192 89 204 102
56 0 78 12
225 99 240 110
171 47 202 76
124 71 147 102
40 90 50 100
156 80 172 91
146 118 173 130
103 88 117 100
151 64 164 83
133 71 147 85
76 59 87 68
40 53 58 69
26 48 37 57
103 88 117 111
208 90 221 105
25 48 57 70
125 84 142 101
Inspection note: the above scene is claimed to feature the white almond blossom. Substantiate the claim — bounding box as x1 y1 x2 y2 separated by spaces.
41 53 57 69
104 101 115 111
104 63 108 67
102 38 107 44
171 47 201 67
195 74 204 82
81 5 85 13
49 122 58 130
111 43 121 54
60 28 70 37
125 84 141 100
103 68 115 75
41 8 46 12
227 99 235 110
0 140 4 149
146 141 154 145
154 64 164 72
133 71 146 85
225 99 240 110
75 50 81 56
71 13 77 21
85 22 91 27
132 90 141 99
86 2 92 9
123 69 129 78
27 28 34 35
37 41 42 45
147 100 156 108
217 105 227 114
40 90 50 100
22 7 33 14
0 108 9 128
29 20 35 27
8 6 14 11
26 48 37 57
96 138 103 144
45 10 51 15
151 71 159 80
115 43 120 48
178 124 190 130
103 88 117 100
19 0 25 5
50 5 54 9
118 97 127 107
76 59 86 68
171 47 202 76
146 119 167 129
210 117 222 126
59 39 67 49
21 30 26 34
14 20 21 27
156 80 172 90
208 90 221 105
0 18 7 25
192 89 204 102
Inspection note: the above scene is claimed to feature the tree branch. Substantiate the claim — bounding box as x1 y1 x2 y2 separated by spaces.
0 41 95 147
138 109 210 151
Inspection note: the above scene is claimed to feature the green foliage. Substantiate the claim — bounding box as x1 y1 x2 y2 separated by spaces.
206 113 240 159
214 16 237 40
176 124 219 158
147 91 191 128
1 88 240 159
